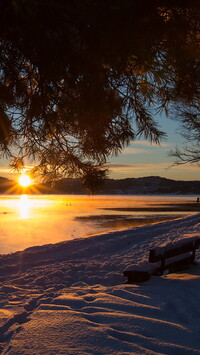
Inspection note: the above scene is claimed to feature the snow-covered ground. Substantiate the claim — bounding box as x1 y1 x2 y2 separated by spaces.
0 213 200 354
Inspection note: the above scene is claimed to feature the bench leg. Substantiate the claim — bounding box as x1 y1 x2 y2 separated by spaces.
192 249 196 263
160 258 166 275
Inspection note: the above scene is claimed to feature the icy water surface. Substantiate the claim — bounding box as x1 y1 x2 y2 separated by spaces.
0 194 198 254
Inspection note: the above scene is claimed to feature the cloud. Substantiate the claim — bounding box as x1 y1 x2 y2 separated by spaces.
107 163 167 172
0 167 14 174
121 147 151 154
119 141 171 155
0 165 33 180
106 162 200 173
128 140 170 147
106 164 135 169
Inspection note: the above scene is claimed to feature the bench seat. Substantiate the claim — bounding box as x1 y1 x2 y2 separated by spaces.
123 236 200 283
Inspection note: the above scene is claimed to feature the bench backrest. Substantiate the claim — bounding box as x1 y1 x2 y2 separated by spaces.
149 237 200 263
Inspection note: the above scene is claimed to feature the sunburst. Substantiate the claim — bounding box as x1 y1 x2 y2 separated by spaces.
18 174 33 188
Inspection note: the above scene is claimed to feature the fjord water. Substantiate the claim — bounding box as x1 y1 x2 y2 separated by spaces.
0 194 196 254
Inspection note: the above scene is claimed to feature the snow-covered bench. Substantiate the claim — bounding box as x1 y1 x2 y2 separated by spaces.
123 236 200 283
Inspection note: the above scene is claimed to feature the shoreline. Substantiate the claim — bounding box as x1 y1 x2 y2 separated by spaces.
76 213 186 231
0 195 198 256
0 213 200 353
102 202 200 212
0 212 198 261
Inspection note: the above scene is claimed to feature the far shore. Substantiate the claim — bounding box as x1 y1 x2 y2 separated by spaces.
78 202 200 230
76 202 200 230
102 202 200 212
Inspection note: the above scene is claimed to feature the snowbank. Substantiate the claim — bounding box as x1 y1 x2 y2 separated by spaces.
0 213 200 354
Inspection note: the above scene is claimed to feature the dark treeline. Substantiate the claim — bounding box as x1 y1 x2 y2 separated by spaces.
0 176 199 195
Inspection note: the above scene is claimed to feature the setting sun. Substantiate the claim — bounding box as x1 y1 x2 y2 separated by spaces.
18 174 32 188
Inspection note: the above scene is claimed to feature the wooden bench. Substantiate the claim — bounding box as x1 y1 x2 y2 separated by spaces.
124 236 200 283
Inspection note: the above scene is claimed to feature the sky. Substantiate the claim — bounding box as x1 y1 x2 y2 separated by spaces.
108 115 200 181
0 114 199 182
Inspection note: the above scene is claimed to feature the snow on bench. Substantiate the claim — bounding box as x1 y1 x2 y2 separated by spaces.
123 236 200 283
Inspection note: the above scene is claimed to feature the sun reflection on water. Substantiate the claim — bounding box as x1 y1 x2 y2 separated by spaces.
19 195 30 219
0 194 196 254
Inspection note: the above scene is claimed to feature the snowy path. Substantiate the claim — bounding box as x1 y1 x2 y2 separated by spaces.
0 213 200 354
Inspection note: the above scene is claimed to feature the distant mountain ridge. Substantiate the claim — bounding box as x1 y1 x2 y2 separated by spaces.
55 176 200 195
0 176 199 195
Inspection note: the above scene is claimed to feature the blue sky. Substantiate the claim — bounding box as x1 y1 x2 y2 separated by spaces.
108 116 200 181
0 115 199 181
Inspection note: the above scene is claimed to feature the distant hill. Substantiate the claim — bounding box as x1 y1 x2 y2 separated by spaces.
54 176 200 195
0 176 199 195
